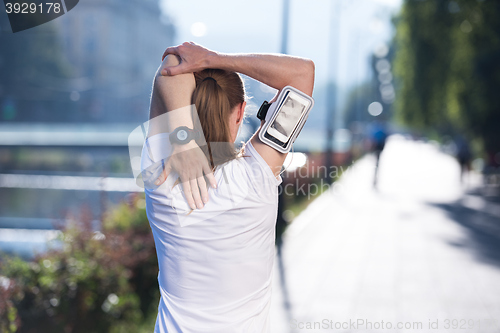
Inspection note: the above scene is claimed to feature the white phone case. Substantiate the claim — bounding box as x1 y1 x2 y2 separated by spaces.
258 86 314 153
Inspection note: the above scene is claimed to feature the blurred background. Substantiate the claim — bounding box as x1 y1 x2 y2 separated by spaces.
1 0 499 332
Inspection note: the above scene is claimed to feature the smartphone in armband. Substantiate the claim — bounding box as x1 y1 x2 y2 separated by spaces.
258 86 314 154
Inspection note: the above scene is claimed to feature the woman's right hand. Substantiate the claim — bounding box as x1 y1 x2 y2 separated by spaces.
161 42 216 76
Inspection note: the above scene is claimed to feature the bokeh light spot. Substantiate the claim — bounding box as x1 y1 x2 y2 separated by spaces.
368 102 383 116
190 22 207 37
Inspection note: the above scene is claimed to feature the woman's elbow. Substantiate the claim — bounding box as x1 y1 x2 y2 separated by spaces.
154 54 181 80
301 59 315 96
305 59 315 74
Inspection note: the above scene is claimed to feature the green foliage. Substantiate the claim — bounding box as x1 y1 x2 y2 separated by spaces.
0 194 158 333
0 277 21 333
393 0 500 154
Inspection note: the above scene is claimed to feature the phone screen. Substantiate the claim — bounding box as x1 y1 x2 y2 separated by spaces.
266 92 307 144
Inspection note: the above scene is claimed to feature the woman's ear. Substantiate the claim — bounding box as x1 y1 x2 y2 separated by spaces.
236 101 246 124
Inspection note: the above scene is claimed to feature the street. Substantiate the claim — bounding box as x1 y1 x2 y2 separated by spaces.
271 135 500 333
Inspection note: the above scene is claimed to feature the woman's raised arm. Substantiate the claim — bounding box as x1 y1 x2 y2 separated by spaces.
162 42 314 97
149 54 217 210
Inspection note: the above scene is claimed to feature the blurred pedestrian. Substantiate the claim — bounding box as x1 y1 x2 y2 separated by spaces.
455 135 472 184
371 122 388 189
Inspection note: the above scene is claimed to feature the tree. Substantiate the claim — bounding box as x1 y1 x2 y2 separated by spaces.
393 0 500 156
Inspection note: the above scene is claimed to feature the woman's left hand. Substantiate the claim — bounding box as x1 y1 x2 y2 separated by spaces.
154 141 217 210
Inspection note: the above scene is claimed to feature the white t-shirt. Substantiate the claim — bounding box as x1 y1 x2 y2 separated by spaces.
140 133 281 333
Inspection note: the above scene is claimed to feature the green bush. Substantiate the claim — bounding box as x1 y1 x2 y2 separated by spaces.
0 194 159 333
0 276 20 333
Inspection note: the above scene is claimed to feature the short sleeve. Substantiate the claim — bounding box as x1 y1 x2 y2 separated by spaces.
243 141 283 186
140 133 174 190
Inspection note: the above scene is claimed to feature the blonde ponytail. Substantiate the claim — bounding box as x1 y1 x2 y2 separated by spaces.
192 69 245 168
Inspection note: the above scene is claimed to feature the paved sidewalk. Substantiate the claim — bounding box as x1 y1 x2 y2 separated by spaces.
271 135 500 333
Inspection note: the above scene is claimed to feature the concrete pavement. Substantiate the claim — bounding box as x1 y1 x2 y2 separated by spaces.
271 135 500 333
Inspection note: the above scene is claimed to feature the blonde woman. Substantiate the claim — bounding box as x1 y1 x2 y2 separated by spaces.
142 42 314 333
